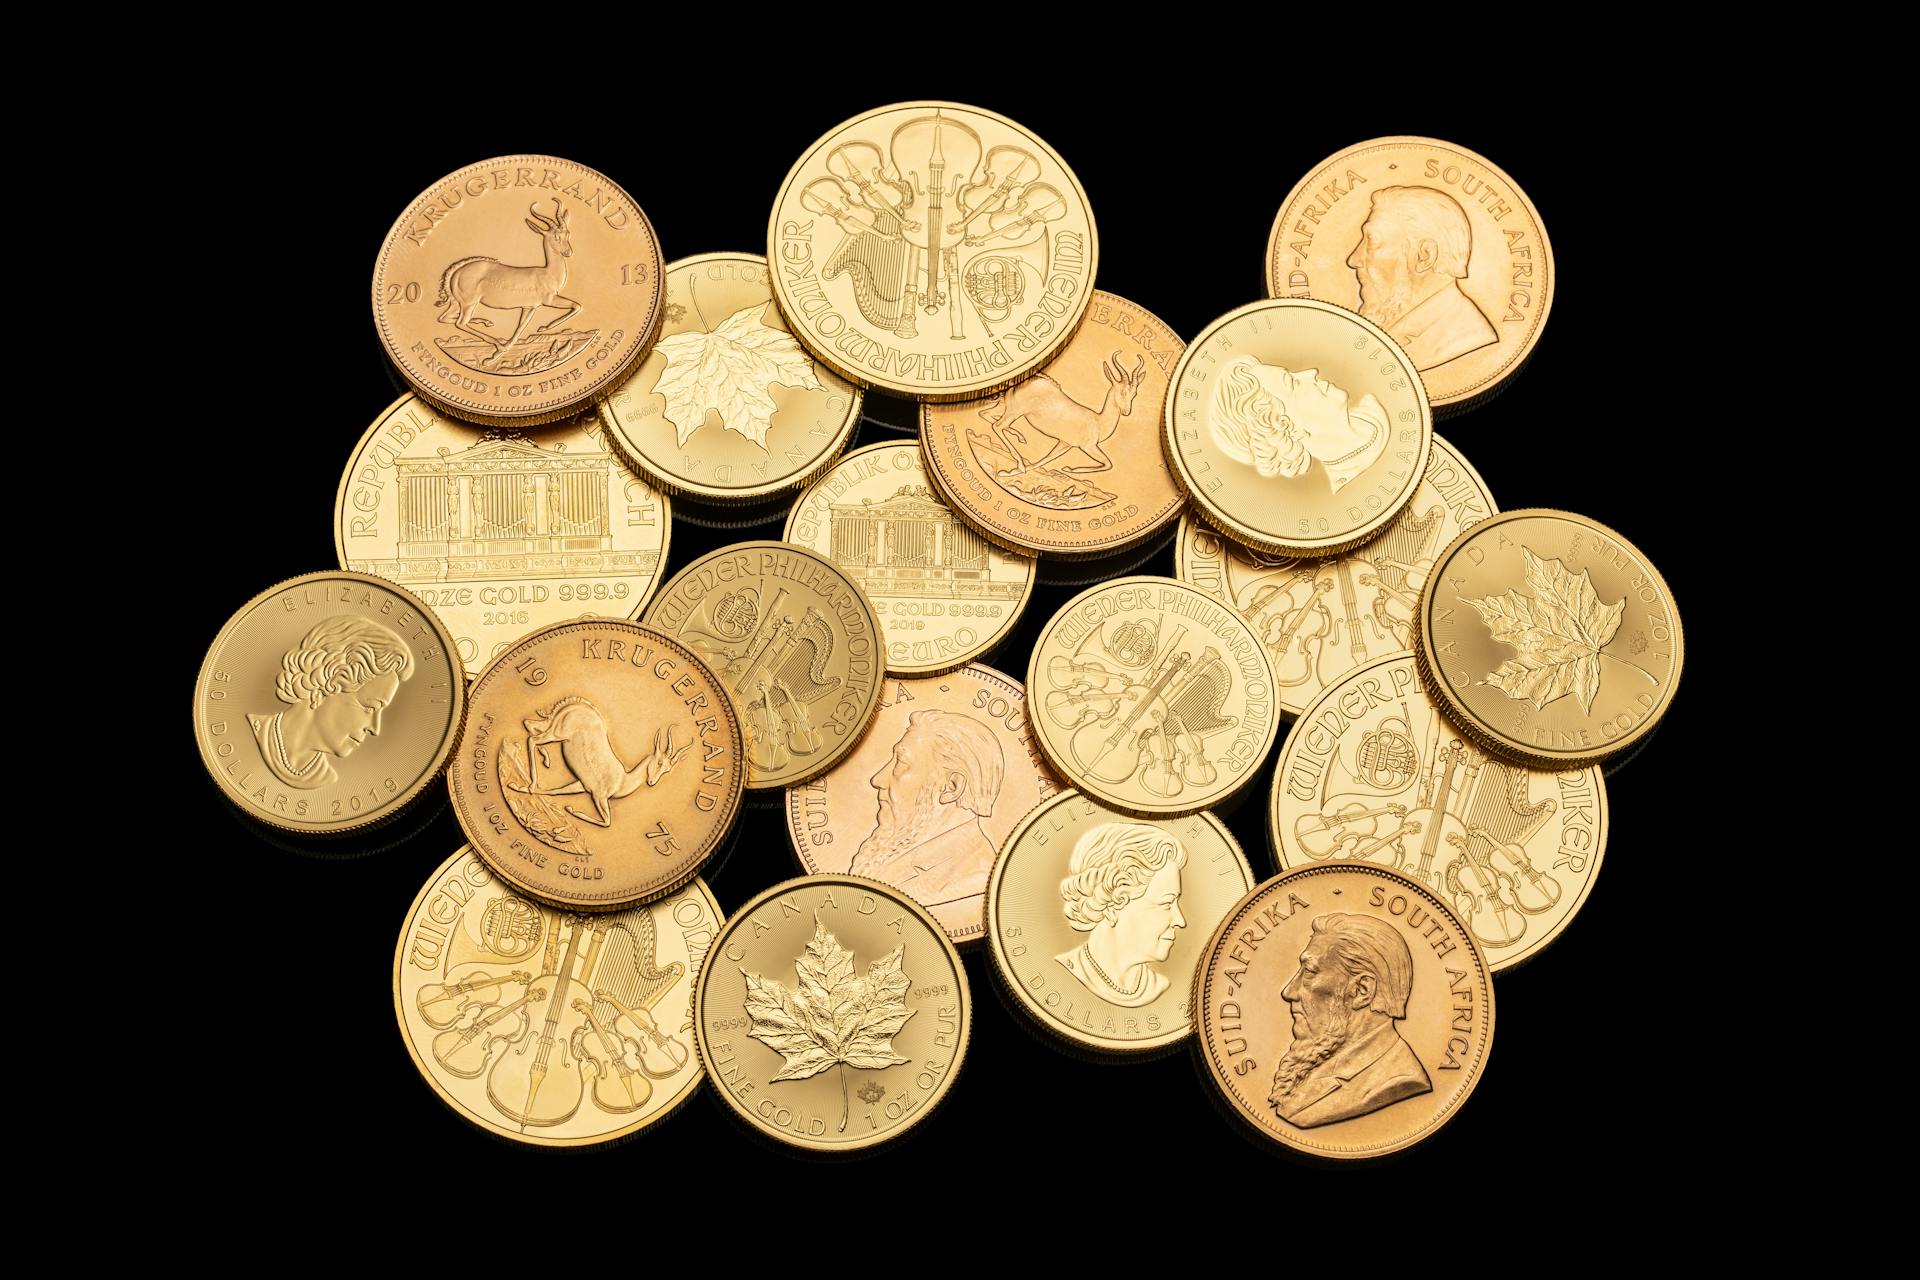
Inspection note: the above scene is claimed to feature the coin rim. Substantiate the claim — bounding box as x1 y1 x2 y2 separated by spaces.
1192 862 1496 1159
1414 508 1683 770
1023 575 1280 818
985 788 1254 1053
691 872 973 1152
781 440 1036 677
765 100 1100 403
1162 297 1433 558
448 620 744 909
192 569 467 836
1261 135 1555 409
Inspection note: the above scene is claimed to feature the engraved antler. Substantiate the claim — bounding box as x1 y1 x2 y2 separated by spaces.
526 202 555 231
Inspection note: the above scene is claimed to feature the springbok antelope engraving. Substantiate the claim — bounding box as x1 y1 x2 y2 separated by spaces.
507 696 691 827
436 200 584 368
977 352 1147 478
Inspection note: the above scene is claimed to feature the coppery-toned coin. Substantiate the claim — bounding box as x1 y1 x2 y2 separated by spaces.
193 571 465 835
786 664 1060 943
1266 137 1552 412
1417 509 1682 770
642 542 885 789
335 394 671 679
448 620 743 910
784 442 1034 675
393 845 721 1147
694 874 970 1151
1194 863 1495 1159
987 790 1254 1054
1026 577 1279 818
600 253 861 501
373 155 665 427
768 101 1097 402
1165 299 1432 558
1270 652 1606 971
1176 432 1494 716
920 291 1186 557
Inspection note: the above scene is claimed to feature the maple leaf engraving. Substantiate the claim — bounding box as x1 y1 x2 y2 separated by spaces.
741 913 914 1131
1462 546 1626 713
650 302 821 449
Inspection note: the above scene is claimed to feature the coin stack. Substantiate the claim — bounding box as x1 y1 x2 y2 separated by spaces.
192 119 1682 1159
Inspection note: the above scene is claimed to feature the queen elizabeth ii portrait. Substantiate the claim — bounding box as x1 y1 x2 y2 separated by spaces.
248 615 416 789
1209 356 1390 495
1055 821 1188 1009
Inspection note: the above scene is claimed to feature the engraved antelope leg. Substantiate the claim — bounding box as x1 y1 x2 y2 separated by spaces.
537 295 582 333
565 790 615 828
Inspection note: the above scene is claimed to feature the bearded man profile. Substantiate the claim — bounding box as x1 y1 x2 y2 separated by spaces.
848 709 1005 908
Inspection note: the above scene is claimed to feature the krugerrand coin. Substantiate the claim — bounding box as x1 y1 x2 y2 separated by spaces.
449 620 743 910
1416 509 1682 770
695 874 970 1151
768 101 1097 402
1266 137 1552 412
643 542 885 790
783 442 1034 676
394 845 722 1147
373 155 665 427
1194 863 1495 1159
987 790 1254 1054
1176 432 1494 716
786 665 1060 943
1165 298 1432 558
600 253 861 501
336 395 671 679
1027 577 1279 818
920 291 1186 557
1270 652 1606 971
194 571 464 835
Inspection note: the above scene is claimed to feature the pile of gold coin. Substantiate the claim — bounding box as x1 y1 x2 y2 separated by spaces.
193 118 1681 1158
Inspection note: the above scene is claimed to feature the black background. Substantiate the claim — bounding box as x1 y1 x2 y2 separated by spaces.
189 94 1713 1191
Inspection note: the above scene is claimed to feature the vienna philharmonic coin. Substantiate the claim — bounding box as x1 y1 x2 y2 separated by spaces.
1194 864 1495 1159
1166 299 1432 558
194 571 465 835
987 790 1254 1054
336 395 671 679
768 101 1097 402
644 543 884 790
1176 432 1495 716
600 253 861 501
1417 510 1681 770
1027 577 1278 818
1265 137 1552 411
786 665 1060 943
393 845 722 1147
449 621 744 910
784 442 1034 675
1270 653 1606 971
921 291 1186 557
694 874 970 1151
373 155 665 426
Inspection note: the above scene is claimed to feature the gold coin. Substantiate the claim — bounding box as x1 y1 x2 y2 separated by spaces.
373 155 664 427
1269 652 1606 971
1165 299 1432 558
335 394 671 680
694 874 970 1151
768 101 1097 403
643 542 885 790
1176 432 1494 716
1026 577 1279 818
786 664 1061 943
449 620 744 910
783 442 1034 675
920 291 1186 557
393 845 721 1147
600 253 861 501
1193 863 1495 1159
986 790 1254 1054
1265 137 1552 412
1416 509 1681 770
193 571 464 835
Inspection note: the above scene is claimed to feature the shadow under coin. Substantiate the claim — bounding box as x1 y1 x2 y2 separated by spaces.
212 776 448 862
860 390 920 434
1034 526 1178 587
983 935 1187 1065
1601 716 1664 779
669 492 798 532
